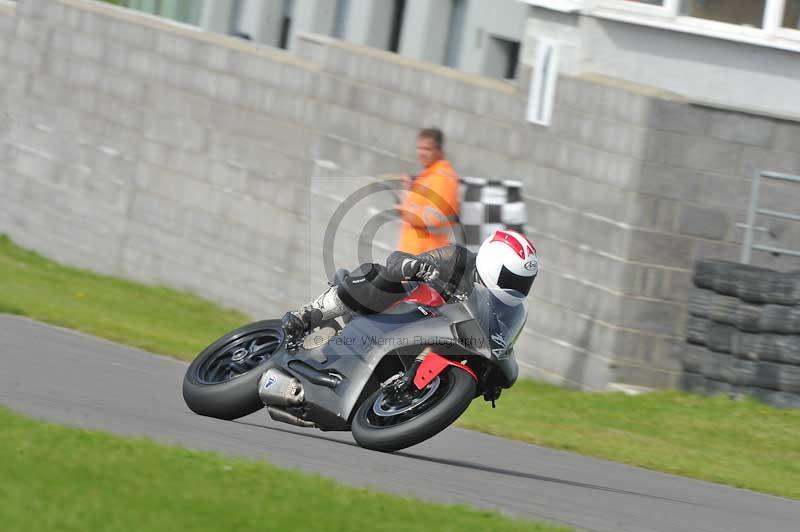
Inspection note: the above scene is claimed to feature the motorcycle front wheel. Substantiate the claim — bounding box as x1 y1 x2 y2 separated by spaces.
182 320 284 420
351 366 476 452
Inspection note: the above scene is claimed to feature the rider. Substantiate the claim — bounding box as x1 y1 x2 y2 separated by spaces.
281 229 538 383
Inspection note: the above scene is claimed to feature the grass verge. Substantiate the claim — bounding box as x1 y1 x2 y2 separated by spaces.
0 406 566 532
459 380 800 499
0 234 249 358
3 235 799 499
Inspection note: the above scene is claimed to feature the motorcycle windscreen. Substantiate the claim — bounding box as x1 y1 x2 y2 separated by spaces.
465 283 529 358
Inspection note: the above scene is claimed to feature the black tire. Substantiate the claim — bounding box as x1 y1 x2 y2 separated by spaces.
678 371 706 394
734 270 775 304
707 294 739 325
710 275 740 298
758 305 800 334
735 333 800 365
706 323 736 353
702 378 735 396
732 331 760 361
351 366 476 452
704 261 769 296
701 351 735 382
754 361 800 393
686 316 711 345
694 259 734 290
687 288 714 318
730 358 760 387
737 271 800 305
681 345 706 373
183 320 285 420
733 302 762 332
750 388 800 409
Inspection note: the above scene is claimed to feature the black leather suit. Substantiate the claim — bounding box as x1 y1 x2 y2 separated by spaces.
337 244 476 314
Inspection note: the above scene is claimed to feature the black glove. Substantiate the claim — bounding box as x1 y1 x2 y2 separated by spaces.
415 260 440 282
398 257 440 282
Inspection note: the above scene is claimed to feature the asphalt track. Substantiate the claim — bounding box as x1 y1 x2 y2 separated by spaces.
1 315 799 531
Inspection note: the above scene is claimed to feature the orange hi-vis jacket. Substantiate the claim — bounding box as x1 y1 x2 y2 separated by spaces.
398 159 460 255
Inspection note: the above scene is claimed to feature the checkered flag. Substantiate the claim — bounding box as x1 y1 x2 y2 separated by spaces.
459 177 527 252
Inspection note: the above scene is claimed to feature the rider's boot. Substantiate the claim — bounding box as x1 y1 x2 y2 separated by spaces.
281 308 323 342
281 285 348 343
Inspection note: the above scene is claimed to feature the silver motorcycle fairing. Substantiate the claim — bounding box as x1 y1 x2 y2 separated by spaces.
261 301 462 430
262 293 525 430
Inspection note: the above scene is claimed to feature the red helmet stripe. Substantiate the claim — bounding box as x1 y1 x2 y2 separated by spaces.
490 230 534 259
520 233 536 254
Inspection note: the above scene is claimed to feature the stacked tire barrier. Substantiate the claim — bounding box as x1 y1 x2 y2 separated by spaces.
680 259 800 408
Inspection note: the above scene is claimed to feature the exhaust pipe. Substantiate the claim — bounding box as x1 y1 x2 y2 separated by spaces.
267 406 316 428
258 368 304 407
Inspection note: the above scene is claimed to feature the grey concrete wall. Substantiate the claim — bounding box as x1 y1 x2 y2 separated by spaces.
522 7 800 118
2 0 800 391
0 0 408 317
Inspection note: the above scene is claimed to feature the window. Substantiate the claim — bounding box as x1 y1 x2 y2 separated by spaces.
484 35 521 79
597 0 678 15
784 0 800 29
680 0 766 27
595 0 800 38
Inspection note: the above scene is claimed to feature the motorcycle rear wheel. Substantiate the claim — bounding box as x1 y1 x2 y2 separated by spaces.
351 366 476 452
183 320 284 420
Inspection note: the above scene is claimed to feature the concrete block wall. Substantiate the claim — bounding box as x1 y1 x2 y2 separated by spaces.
2 0 800 390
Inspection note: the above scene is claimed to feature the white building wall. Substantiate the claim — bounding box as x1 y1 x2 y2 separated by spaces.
398 0 453 64
457 0 529 76
193 0 529 78
346 0 397 50
290 0 337 50
237 0 284 46
521 6 800 117
199 0 235 34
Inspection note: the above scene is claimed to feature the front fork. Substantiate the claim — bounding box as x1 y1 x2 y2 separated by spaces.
393 351 428 392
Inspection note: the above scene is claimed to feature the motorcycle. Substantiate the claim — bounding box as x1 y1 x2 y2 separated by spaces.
182 276 526 452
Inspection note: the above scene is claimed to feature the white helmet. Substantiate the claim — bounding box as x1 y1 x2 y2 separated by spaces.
475 230 538 306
